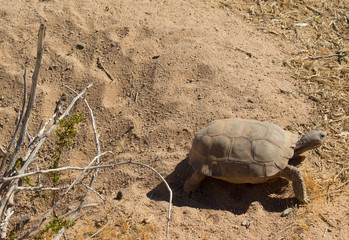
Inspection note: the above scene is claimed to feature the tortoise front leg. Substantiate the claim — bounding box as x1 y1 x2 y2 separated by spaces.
183 172 206 193
280 165 310 204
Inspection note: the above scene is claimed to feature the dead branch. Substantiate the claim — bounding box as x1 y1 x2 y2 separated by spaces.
0 163 115 183
17 182 106 203
0 68 27 175
4 24 45 177
55 160 173 240
59 203 98 219
16 186 69 191
1 24 173 240
0 84 92 221
79 182 106 202
0 194 14 239
18 151 113 240
0 25 46 222
9 158 173 239
20 83 93 173
64 84 101 156
54 84 103 239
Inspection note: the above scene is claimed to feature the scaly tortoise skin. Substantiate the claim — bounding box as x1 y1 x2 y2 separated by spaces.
184 118 326 203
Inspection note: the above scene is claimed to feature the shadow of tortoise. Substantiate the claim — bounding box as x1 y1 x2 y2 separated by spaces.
147 158 298 215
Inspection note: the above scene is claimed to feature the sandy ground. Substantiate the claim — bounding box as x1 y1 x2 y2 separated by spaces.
0 0 347 239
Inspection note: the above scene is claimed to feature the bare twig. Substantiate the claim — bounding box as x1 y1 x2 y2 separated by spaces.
4 24 45 176
85 221 110 240
64 84 101 167
113 159 173 240
20 84 93 173
59 203 98 219
55 84 103 239
0 195 14 239
0 164 115 183
14 159 173 240
0 68 27 175
309 52 347 60
97 57 115 81
0 146 6 155
0 24 45 221
79 182 106 202
319 213 336 228
0 183 16 219
18 151 113 240
58 159 173 240
17 186 69 191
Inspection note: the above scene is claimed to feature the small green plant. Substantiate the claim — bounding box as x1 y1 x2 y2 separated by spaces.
23 176 33 187
50 113 85 184
30 114 83 240
34 215 76 240
50 113 84 198
11 157 23 171
8 230 16 240
41 113 84 238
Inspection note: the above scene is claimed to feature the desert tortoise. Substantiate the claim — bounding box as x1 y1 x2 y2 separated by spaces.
184 118 326 203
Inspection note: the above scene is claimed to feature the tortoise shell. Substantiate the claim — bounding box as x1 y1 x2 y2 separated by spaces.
188 118 299 183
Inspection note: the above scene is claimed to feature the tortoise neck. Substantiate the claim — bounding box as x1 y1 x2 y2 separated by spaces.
294 141 306 157
293 134 319 157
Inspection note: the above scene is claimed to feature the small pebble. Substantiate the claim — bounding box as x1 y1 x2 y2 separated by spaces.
114 191 123 200
76 42 86 49
281 207 293 217
17 215 30 229
241 219 253 228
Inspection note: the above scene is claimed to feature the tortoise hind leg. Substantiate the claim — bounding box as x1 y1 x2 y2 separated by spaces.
183 172 206 193
280 165 310 204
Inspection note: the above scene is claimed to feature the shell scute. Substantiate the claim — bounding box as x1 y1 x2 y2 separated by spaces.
230 138 253 162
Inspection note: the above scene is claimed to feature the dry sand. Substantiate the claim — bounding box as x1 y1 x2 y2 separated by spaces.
0 0 347 239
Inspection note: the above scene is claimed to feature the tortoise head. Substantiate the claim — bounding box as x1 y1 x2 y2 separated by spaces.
294 129 326 156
